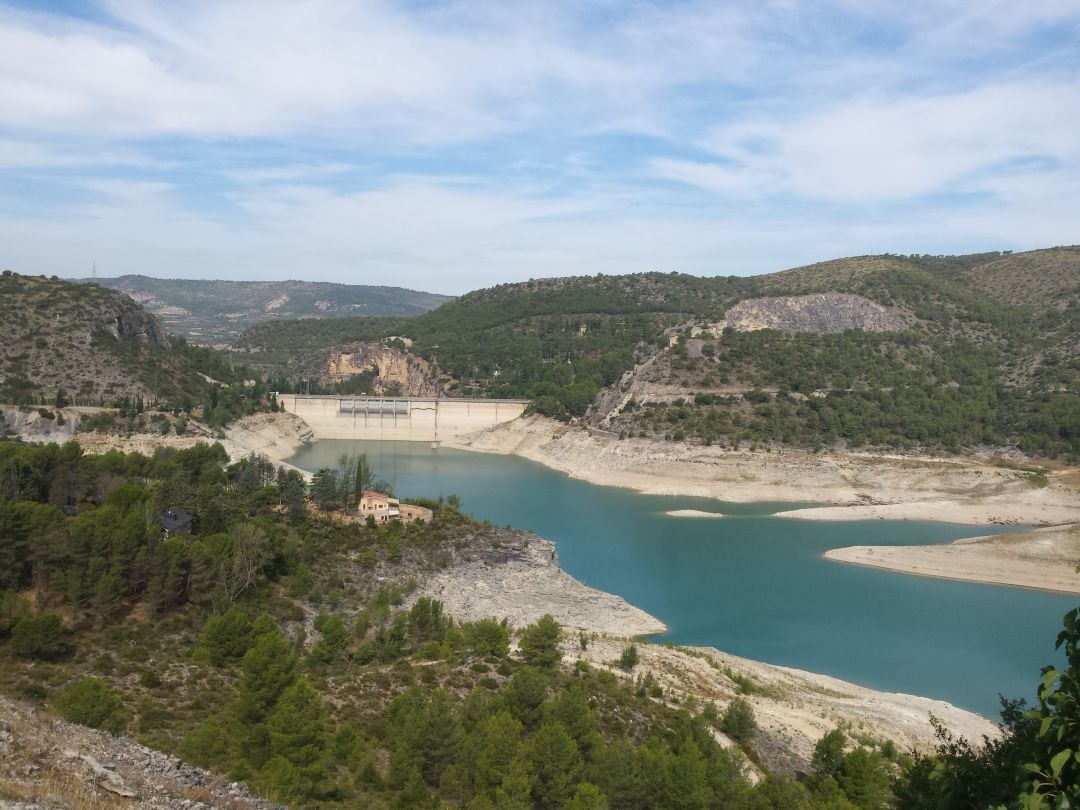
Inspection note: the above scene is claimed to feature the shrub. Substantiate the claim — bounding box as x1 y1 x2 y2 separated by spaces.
720 696 757 741
51 677 128 735
11 613 67 660
196 607 254 666
519 614 563 669
618 645 639 670
463 617 510 658
180 716 229 769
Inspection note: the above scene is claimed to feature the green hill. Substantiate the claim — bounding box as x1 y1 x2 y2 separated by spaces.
234 247 1080 460
0 272 261 413
85 275 453 344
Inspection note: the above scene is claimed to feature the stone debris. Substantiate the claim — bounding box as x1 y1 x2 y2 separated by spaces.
0 696 283 810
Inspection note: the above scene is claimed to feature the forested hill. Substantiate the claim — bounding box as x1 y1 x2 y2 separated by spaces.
235 246 1080 460
0 272 268 418
85 275 453 344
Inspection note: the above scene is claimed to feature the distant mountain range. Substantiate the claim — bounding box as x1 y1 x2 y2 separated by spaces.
82 276 453 344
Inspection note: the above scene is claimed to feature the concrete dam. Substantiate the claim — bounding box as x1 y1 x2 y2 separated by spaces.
277 395 529 443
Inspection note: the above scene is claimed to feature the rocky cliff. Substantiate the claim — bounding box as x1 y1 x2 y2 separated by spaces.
0 272 235 406
323 341 440 396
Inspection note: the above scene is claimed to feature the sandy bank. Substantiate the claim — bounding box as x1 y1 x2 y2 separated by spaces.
667 509 726 518
7 408 314 477
824 524 1080 594
443 415 1080 526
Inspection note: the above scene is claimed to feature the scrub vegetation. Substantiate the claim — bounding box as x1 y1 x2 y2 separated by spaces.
235 247 1080 460
2 438 1078 808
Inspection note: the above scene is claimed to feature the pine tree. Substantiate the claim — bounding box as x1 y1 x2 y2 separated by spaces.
264 678 329 801
233 626 298 768
518 614 563 669
527 721 582 807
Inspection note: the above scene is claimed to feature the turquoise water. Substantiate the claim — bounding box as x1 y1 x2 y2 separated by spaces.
289 439 1077 717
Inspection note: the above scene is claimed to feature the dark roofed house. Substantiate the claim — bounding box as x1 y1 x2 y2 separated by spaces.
160 508 194 537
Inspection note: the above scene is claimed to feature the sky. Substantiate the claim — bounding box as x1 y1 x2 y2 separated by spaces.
0 1 1078 294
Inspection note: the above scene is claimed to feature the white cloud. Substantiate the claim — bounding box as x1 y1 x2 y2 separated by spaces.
2 171 1075 294
0 1 1077 289
655 80 1080 202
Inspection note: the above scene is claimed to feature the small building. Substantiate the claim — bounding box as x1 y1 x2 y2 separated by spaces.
358 491 433 524
160 508 194 537
359 490 400 523
398 503 434 523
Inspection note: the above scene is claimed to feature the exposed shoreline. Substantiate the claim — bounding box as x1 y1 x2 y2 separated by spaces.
442 415 1080 527
5 408 1062 755
414 527 1000 770
824 524 1080 595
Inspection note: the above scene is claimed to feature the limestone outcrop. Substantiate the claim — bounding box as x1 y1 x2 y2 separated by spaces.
323 342 440 396
720 293 912 333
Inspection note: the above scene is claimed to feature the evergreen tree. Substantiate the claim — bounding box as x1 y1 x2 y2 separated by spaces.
309 467 339 510
233 626 299 767
11 612 67 660
518 614 563 669
466 710 524 798
264 678 329 801
527 720 582 807
505 667 547 729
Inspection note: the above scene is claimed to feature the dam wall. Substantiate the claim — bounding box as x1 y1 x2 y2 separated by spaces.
278 395 528 442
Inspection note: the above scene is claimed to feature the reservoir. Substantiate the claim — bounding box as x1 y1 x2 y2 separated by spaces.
289 439 1076 717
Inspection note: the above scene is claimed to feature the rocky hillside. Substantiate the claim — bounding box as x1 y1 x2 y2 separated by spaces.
0 272 262 409
86 276 452 344
0 695 279 809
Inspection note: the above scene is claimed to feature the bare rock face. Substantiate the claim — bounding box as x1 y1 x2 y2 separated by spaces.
720 293 912 333
413 528 666 637
324 342 440 396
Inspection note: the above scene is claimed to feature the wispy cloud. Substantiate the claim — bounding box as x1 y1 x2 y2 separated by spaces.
653 80 1080 202
0 0 1077 289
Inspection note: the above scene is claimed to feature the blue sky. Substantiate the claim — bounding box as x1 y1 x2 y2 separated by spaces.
0 1 1078 294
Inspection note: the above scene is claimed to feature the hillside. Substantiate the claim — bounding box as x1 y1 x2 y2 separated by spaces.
0 439 1032 809
233 246 1080 460
0 272 265 418
85 276 453 344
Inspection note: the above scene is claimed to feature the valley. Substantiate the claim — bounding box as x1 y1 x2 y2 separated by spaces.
2 248 1079 808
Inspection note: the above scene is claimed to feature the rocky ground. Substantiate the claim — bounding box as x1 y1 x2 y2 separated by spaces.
414 531 666 637
565 637 999 777
0 696 281 810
